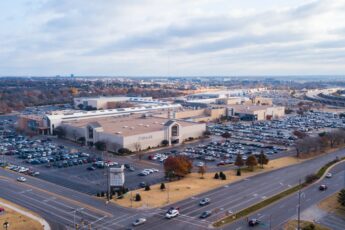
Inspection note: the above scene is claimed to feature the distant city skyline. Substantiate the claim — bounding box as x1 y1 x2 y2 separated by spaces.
1 0 345 76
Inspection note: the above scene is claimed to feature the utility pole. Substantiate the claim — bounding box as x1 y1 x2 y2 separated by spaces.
167 183 170 204
297 179 301 230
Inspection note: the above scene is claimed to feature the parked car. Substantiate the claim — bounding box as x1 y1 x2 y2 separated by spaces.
132 218 146 226
325 173 332 178
87 166 96 171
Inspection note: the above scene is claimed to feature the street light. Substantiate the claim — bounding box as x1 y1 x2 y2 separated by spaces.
3 221 9 230
73 208 84 229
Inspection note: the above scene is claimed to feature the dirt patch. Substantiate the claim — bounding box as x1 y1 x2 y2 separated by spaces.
114 156 302 208
284 220 330 230
318 192 345 217
0 198 44 230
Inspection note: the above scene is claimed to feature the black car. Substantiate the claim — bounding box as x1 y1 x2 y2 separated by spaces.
87 166 96 171
319 185 328 191
139 182 147 188
199 211 212 219
248 219 260 227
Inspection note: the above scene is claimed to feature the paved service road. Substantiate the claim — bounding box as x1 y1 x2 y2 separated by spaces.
223 161 345 230
132 149 345 230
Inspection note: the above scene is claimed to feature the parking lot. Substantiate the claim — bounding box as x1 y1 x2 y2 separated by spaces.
209 111 345 146
0 117 164 195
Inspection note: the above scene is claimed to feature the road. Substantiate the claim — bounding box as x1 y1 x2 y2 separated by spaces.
0 168 149 230
224 161 345 230
132 149 345 230
1 149 345 230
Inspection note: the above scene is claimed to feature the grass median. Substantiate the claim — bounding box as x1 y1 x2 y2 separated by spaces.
213 157 345 227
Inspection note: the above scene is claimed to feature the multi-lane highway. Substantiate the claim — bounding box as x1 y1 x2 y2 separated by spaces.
132 149 345 230
1 149 345 230
224 161 345 230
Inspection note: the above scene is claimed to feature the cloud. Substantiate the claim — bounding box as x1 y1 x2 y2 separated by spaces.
1 0 345 75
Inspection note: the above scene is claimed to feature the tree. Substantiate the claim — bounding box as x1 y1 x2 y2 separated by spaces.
77 137 85 145
160 183 166 190
135 193 141 202
245 155 258 171
198 165 207 179
221 132 231 139
302 223 316 230
53 126 66 138
161 140 169 146
203 130 211 137
235 154 244 173
214 172 219 179
338 189 345 206
257 152 269 168
293 130 307 139
236 168 241 176
164 155 193 180
144 185 151 191
95 141 107 151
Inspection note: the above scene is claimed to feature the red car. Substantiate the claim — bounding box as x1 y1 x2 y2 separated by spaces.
217 161 225 166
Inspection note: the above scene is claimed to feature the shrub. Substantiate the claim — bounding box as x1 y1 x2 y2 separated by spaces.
236 168 241 176
305 174 319 184
100 191 105 197
220 173 227 180
135 193 141 201
302 223 316 230
214 172 219 179
118 148 131 155
145 185 151 191
96 193 100 197
161 140 169 146
160 183 166 190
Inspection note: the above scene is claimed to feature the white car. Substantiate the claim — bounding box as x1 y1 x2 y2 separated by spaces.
165 208 179 219
17 177 27 182
326 173 332 178
151 168 159 172
132 217 146 226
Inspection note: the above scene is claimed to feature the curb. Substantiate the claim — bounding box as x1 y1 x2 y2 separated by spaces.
0 200 51 230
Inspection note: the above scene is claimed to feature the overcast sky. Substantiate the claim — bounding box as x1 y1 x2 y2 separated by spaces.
1 0 345 76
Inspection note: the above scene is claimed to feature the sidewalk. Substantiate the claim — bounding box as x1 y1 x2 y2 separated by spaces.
0 200 51 230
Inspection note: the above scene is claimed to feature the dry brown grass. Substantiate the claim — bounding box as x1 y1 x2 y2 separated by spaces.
114 156 302 208
0 198 44 230
318 192 345 217
284 220 330 230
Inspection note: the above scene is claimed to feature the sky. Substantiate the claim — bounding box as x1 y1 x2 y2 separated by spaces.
1 0 345 76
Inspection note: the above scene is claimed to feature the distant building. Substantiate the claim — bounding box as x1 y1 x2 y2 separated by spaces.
227 104 285 121
73 96 156 110
17 115 48 135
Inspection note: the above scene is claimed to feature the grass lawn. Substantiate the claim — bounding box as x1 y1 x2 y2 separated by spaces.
114 156 302 208
284 220 330 230
318 191 345 217
0 198 44 230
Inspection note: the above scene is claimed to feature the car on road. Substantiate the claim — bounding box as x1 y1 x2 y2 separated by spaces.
199 198 210 206
326 173 332 178
319 184 328 191
132 217 146 226
165 208 179 219
139 182 147 188
199 211 212 219
248 219 260 226
17 177 27 182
